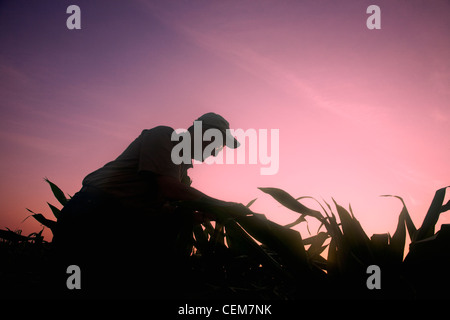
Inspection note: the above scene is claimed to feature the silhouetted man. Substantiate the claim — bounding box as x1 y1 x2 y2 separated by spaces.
53 112 240 298
80 112 240 211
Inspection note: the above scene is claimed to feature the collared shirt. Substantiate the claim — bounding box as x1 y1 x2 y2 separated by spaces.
82 126 192 210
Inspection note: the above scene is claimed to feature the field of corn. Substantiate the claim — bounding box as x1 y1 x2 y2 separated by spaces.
1 179 449 299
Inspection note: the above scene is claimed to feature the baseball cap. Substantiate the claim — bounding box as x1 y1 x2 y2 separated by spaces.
195 112 240 148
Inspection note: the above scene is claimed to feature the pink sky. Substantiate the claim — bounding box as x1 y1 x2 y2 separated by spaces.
1 0 449 241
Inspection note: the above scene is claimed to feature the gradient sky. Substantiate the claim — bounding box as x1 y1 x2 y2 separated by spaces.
1 0 449 241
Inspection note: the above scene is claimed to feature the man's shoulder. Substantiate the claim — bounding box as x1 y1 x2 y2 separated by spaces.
142 126 175 136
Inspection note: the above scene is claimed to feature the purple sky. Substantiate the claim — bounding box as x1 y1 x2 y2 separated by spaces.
1 0 449 241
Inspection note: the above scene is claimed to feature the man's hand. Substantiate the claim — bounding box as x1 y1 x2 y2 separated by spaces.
155 174 253 220
223 201 253 216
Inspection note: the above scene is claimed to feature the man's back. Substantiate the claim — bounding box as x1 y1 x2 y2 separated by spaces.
82 126 191 210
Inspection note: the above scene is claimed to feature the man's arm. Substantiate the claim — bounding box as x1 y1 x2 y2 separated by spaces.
154 174 251 222
156 175 206 201
156 174 240 207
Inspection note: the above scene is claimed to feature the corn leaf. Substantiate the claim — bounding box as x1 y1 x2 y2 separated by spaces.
25 208 38 215
245 198 257 208
212 223 225 245
258 187 324 221
47 202 61 220
224 220 286 277
326 237 339 276
284 215 306 228
44 177 68 207
303 232 329 246
381 194 417 242
193 224 209 254
305 232 329 257
390 210 406 262
332 199 371 264
322 199 342 241
177 198 250 223
333 199 369 243
370 233 390 254
442 200 450 213
202 220 215 237
235 214 310 275
0 229 30 242
380 194 415 263
31 214 57 231
415 186 450 242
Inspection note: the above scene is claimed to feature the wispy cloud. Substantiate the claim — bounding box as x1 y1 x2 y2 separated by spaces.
181 26 335 110
140 1 370 123
430 107 449 124
0 130 70 155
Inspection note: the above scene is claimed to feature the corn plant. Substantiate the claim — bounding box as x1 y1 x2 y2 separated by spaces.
23 178 69 236
180 185 450 298
1 178 449 299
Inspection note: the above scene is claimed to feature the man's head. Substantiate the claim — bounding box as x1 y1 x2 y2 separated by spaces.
187 113 240 161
